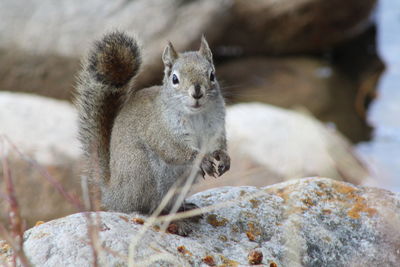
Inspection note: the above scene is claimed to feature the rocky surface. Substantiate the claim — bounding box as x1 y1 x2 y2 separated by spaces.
0 92 81 226
195 103 370 192
216 0 377 55
1 178 399 266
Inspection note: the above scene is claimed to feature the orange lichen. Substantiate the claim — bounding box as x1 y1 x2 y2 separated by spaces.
311 180 378 219
249 199 260 208
207 214 228 227
219 255 239 267
316 181 327 189
287 206 308 215
177 245 192 256
270 180 379 223
347 196 377 219
246 222 261 241
348 205 362 219
131 218 145 225
332 182 358 195
202 255 216 266
35 221 45 226
302 198 315 207
246 231 256 241
274 187 290 202
270 262 278 267
248 250 263 265
248 222 261 233
265 185 290 203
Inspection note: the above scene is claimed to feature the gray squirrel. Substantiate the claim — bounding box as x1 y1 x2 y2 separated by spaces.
75 31 230 218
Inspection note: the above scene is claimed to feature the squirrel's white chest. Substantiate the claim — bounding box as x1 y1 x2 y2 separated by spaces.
184 113 223 152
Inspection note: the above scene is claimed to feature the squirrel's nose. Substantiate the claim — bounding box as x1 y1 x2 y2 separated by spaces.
192 92 203 99
191 84 203 99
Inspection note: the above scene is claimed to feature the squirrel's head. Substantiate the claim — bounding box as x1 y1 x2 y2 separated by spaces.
162 36 220 113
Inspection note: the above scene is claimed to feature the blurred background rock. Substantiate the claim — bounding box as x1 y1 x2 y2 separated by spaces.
0 0 398 226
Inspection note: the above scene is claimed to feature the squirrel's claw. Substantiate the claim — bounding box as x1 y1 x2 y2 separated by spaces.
212 150 231 176
201 156 217 177
218 164 226 176
200 151 231 178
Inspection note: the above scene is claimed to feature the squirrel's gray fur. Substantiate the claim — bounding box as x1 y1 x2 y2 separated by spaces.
76 31 230 217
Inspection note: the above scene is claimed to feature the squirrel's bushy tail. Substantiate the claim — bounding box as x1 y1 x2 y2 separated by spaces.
75 31 141 184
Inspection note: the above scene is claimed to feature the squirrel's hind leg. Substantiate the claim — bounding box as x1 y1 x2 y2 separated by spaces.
159 201 203 236
177 201 203 222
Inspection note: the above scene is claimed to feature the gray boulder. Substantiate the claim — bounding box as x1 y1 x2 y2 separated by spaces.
1 178 399 266
216 0 377 55
0 0 232 99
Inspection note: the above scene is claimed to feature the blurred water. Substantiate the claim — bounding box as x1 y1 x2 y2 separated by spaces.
357 0 400 191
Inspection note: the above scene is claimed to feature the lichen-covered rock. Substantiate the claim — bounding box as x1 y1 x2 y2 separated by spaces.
3 178 399 266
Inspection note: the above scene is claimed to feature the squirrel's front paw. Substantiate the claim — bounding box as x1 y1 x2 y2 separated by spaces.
200 155 217 178
212 150 230 176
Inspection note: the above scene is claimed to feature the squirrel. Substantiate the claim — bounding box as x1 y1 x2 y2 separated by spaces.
75 31 230 219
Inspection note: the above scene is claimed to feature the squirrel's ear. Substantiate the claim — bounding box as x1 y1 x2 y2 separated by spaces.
162 42 178 70
199 35 213 63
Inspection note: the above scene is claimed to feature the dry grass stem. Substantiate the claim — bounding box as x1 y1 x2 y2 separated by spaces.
0 137 31 267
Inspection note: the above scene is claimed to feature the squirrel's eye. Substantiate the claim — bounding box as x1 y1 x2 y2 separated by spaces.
210 72 215 82
172 74 179 85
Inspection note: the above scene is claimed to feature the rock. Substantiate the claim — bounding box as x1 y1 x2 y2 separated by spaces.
2 178 399 266
0 49 80 101
0 92 82 226
218 57 371 142
0 0 232 100
194 103 370 192
215 0 377 56
0 92 79 163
